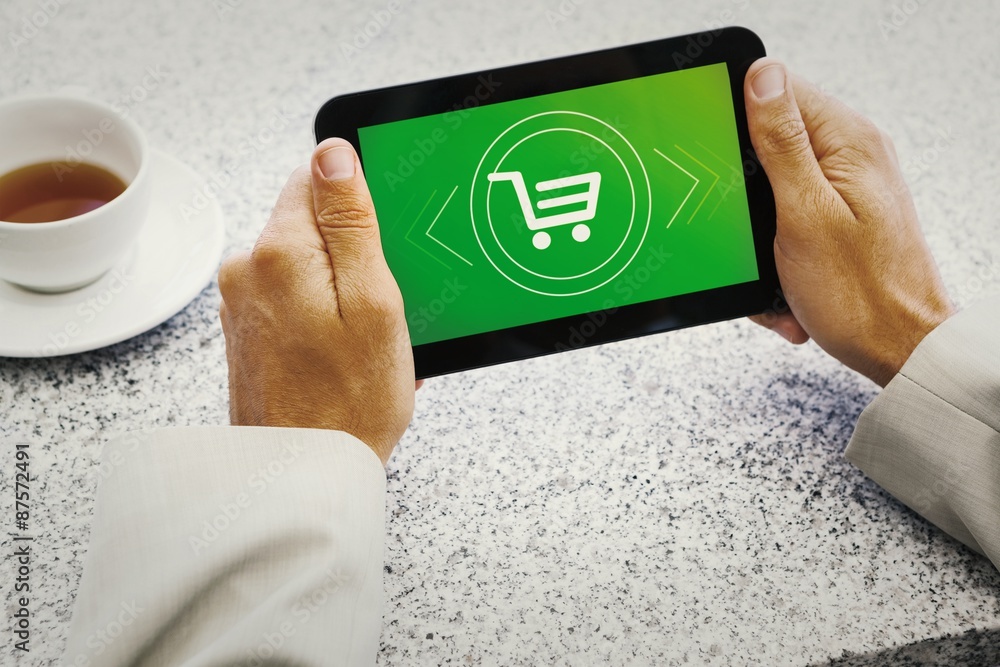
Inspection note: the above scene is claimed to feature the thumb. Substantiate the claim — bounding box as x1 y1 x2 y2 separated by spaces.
310 137 391 304
744 59 826 203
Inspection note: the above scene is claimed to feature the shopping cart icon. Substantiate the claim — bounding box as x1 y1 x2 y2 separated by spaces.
487 170 602 250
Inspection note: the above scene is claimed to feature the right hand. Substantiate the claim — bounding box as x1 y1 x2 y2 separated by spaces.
744 58 956 387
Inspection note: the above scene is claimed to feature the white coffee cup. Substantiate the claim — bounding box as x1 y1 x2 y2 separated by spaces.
0 94 151 293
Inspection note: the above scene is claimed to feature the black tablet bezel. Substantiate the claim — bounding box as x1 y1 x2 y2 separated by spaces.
315 27 778 379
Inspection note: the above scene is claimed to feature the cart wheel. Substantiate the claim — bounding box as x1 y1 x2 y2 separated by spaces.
532 231 551 250
572 224 591 242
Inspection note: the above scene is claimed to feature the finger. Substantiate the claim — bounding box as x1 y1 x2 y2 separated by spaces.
748 312 811 345
790 74 888 165
881 130 902 171
254 166 327 255
788 75 901 203
415 380 425 391
219 299 228 332
310 137 394 306
745 58 830 202
217 249 252 303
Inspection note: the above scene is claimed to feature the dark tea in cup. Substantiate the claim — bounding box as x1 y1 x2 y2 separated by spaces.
0 94 151 292
0 161 127 223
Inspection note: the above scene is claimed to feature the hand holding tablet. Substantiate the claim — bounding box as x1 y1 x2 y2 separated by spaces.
316 27 779 378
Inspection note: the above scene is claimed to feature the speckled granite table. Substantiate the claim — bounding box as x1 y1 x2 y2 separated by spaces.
2 0 999 664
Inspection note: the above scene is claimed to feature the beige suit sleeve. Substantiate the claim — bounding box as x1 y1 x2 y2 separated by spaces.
846 295 1000 568
61 426 386 667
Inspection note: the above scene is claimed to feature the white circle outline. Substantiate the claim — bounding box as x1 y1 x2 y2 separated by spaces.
486 127 634 281
470 111 652 297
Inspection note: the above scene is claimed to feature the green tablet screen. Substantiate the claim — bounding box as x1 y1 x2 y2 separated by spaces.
359 62 759 347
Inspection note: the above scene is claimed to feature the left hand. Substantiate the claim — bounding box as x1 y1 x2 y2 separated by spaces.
218 138 419 464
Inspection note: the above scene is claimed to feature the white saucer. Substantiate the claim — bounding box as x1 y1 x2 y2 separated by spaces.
0 150 225 357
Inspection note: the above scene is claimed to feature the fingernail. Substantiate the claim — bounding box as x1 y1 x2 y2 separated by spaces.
318 146 356 181
775 325 794 342
752 64 786 101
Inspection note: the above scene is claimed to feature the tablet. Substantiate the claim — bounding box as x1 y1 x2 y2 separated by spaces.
315 27 778 379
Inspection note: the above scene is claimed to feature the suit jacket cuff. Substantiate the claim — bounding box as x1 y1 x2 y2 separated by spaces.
63 426 386 666
846 295 1000 564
